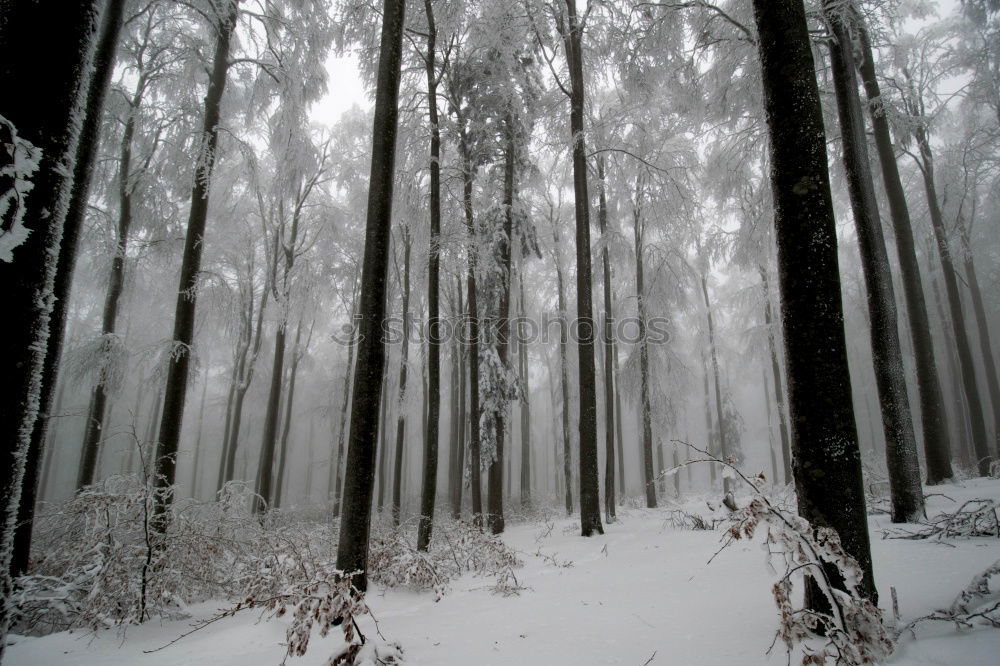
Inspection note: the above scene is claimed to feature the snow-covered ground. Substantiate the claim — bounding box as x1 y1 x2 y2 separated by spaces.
10 479 1000 665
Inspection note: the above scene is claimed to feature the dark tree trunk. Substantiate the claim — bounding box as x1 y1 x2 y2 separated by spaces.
854 14 953 484
449 277 466 519
597 157 615 521
486 114 515 535
759 267 792 484
825 8 925 522
335 0 407 592
38 380 68 507
612 315 625 497
914 128 991 476
929 272 975 465
633 190 657 508
331 282 359 513
554 236 574 516
274 319 305 508
700 269 733 495
377 359 391 514
155 0 239 513
2 0 120 593
762 365 780 484
564 0 603 536
392 230 411 527
418 0 442 550
955 212 1000 458
254 323 287 512
752 0 876 602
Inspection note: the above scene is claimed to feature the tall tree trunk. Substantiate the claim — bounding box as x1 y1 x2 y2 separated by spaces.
702 352 717 488
518 266 532 509
155 0 239 514
752 0 876 602
563 0 603 537
190 358 210 499
929 272 974 465
612 313 625 497
377 360 391 514
826 9 924 522
455 116 483 525
335 0 407 592
555 245 573 515
853 12 953 483
255 323 287 512
759 267 792 484
38 380 68 507
418 0 442 550
914 128 991 475
1 0 118 597
700 269 733 495
331 282 360 513
597 157 615 522
274 318 305 508
449 277 466 519
487 113 515 535
954 212 1000 458
633 191 657 508
392 230 411 527
762 365 779 484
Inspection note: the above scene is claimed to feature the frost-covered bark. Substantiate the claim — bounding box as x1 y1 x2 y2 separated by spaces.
759 266 791 485
335 0 406 593
700 268 733 495
0 0 102 654
751 0 876 602
417 0 442 551
852 10 953 484
14 0 126 580
553 226 574 516
517 268 531 510
633 183 657 509
391 229 411 528
597 157 615 521
563 0 603 537
826 3 924 523
155 0 239 512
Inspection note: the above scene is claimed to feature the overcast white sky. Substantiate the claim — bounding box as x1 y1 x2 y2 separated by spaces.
310 51 371 127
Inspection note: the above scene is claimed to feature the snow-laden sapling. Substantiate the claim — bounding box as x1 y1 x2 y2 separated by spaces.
665 441 895 665
899 559 1000 636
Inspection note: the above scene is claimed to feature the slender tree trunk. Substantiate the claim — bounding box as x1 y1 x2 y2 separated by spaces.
762 365 779 484
612 314 625 497
38 380 68 507
826 10 924 522
449 277 466 519
955 213 1000 458
332 283 360 513
563 0 603 537
597 157 615 521
274 318 305 508
190 359 210 499
702 352 717 488
377 360 391 514
518 266 532 509
255 323 287 512
634 195 657 508
853 12 953 484
335 0 407 592
759 267 792 484
700 269 733 495
418 0 442 550
554 233 573 515
392 231 411 527
155 0 239 514
752 0 876 601
930 272 974 465
914 128 991 475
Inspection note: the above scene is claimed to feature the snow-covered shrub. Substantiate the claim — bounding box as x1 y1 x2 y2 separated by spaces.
884 499 999 540
665 441 894 665
900 559 1000 636
12 476 186 633
367 517 523 599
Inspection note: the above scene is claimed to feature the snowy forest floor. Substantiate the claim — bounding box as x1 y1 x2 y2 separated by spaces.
9 478 1000 665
